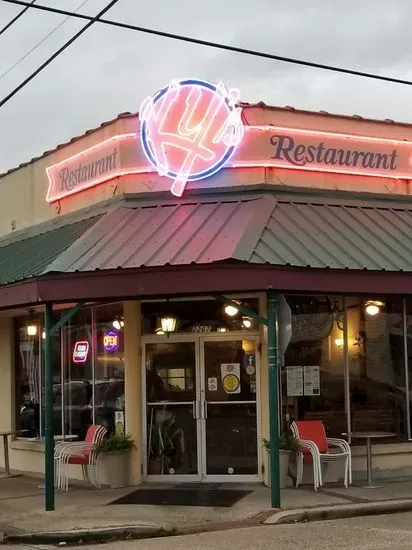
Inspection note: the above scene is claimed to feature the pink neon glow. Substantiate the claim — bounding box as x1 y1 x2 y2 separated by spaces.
139 79 243 197
72 341 89 363
245 125 411 146
45 116 412 204
46 133 143 203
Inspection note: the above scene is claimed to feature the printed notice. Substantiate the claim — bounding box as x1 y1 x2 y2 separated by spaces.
303 365 320 396
221 363 241 394
286 366 303 396
208 377 218 392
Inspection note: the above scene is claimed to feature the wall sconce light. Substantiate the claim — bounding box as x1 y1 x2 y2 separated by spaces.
365 300 384 316
334 338 344 349
160 316 177 334
224 301 240 317
112 317 124 330
42 330 46 340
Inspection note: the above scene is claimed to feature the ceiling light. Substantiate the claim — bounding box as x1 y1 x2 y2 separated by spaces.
26 324 37 336
112 317 124 330
242 317 252 329
334 338 344 348
224 301 240 317
365 301 384 316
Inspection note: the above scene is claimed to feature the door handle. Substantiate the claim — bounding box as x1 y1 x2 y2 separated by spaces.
203 400 208 420
192 401 198 419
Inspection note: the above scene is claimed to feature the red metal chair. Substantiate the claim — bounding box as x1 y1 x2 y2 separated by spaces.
291 420 351 491
54 424 106 492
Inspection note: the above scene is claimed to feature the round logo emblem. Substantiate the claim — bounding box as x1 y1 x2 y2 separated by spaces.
222 373 240 393
139 78 244 197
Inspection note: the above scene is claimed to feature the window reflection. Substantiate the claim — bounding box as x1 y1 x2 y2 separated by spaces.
15 303 124 441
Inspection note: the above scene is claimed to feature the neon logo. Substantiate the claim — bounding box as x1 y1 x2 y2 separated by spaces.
73 341 89 363
103 330 119 352
139 78 244 197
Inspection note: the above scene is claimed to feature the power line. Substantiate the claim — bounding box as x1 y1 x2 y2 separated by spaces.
0 0 90 84
0 0 35 37
0 0 119 108
2 0 412 88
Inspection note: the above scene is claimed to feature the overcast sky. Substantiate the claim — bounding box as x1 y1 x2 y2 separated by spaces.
1 0 412 173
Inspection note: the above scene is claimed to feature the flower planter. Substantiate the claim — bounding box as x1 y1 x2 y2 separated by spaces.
267 450 292 489
99 450 131 488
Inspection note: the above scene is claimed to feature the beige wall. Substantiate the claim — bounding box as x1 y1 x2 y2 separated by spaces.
0 106 411 239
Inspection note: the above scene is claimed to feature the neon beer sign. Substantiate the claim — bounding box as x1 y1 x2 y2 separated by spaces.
139 78 244 196
73 341 89 363
45 78 412 203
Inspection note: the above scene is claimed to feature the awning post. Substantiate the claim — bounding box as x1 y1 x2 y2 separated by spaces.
44 302 54 511
267 291 281 508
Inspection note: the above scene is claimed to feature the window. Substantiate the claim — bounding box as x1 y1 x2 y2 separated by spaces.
14 303 124 441
281 295 408 442
281 296 346 438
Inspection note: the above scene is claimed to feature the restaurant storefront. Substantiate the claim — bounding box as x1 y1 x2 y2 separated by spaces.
2 78 412 508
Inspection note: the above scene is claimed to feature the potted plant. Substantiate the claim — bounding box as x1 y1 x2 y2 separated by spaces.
95 433 134 488
263 433 298 489
147 410 185 475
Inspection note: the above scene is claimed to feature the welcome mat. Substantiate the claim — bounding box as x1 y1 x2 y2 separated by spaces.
109 486 252 507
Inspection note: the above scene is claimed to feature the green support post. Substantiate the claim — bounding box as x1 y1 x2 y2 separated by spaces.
267 291 281 508
44 302 55 511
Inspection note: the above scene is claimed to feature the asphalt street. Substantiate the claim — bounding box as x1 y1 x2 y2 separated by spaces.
7 511 412 549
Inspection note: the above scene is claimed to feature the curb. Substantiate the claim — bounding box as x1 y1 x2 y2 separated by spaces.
4 525 174 545
264 499 412 525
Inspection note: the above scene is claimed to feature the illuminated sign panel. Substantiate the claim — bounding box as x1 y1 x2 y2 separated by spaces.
103 330 119 352
45 78 412 203
139 78 244 197
73 341 89 363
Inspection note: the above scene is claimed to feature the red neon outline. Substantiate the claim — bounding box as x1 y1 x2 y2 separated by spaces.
72 340 90 364
45 123 412 203
46 133 146 203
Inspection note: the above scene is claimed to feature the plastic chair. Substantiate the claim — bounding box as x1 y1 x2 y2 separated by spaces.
291 420 351 491
54 424 106 492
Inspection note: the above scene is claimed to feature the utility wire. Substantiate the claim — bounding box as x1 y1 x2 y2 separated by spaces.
0 0 119 108
0 0 90 83
0 0 35 37
2 0 412 88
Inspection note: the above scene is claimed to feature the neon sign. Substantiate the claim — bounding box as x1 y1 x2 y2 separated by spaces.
139 78 244 197
45 79 412 203
73 341 89 363
103 330 119 352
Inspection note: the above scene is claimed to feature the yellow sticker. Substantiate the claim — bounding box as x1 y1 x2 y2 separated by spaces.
223 373 240 393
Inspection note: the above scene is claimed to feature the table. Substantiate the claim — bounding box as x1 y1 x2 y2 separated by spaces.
342 431 397 488
0 430 20 479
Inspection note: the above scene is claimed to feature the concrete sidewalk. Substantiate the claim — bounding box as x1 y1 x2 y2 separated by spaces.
1 476 412 543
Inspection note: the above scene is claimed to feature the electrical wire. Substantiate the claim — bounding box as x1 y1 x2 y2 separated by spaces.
0 0 35 37
0 0 119 108
2 0 412 87
0 0 90 83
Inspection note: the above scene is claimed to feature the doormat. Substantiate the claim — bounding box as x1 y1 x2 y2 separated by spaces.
109 488 252 507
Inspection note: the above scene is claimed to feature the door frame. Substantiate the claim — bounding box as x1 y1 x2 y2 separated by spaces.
142 331 261 483
199 333 261 483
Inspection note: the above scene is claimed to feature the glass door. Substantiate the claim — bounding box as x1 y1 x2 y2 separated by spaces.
201 338 259 481
144 340 200 480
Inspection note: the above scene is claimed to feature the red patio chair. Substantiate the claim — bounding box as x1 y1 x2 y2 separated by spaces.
291 420 351 491
54 424 106 492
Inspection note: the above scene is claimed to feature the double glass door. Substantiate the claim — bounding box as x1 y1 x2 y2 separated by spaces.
144 336 259 481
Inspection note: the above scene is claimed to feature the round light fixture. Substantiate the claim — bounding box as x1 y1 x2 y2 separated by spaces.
242 317 252 329
224 301 240 317
365 300 384 316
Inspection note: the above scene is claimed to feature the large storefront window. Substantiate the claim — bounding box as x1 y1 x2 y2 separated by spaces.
281 295 408 441
15 303 124 441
